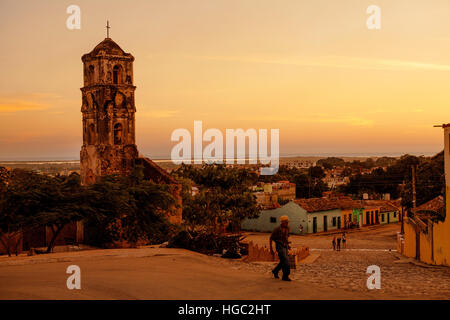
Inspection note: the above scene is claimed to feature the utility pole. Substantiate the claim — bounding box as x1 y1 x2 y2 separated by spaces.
412 164 420 260
308 168 311 198
412 165 416 213
402 165 417 234
400 178 405 234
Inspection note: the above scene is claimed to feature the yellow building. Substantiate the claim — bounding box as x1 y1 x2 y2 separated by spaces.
363 200 400 225
361 207 380 226
401 125 450 266
341 209 354 228
339 200 381 228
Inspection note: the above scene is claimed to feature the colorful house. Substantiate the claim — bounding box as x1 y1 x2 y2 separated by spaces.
341 208 355 228
294 198 348 233
341 201 382 228
241 201 308 235
401 124 450 266
341 207 364 228
363 200 400 225
242 198 346 235
361 206 380 226
242 195 403 236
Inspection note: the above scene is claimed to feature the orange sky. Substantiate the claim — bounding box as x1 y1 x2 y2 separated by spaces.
1 0 450 160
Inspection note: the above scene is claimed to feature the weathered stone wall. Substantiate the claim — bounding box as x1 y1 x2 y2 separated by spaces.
80 38 138 185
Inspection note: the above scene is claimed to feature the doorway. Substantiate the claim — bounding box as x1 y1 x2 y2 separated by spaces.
323 216 328 232
313 217 317 233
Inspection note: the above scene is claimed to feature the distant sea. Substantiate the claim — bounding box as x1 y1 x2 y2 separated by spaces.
0 151 441 163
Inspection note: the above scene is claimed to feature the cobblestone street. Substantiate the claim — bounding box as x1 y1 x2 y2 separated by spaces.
240 223 450 299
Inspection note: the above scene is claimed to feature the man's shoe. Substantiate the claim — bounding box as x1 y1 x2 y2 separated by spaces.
282 277 292 281
272 270 279 279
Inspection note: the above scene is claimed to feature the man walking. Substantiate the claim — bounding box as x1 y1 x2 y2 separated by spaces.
270 215 292 281
342 232 346 249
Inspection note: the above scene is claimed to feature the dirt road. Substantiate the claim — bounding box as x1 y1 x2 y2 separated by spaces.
0 247 372 299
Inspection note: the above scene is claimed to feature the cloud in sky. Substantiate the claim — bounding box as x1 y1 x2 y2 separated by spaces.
140 109 180 119
182 55 450 72
239 113 374 128
0 100 49 112
0 92 69 113
309 114 374 127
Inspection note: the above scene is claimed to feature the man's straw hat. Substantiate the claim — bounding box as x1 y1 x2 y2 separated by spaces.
280 215 289 222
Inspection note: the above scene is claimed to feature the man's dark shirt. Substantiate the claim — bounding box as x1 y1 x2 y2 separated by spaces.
270 226 289 247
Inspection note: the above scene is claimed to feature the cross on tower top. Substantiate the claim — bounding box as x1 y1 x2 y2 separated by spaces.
106 20 110 38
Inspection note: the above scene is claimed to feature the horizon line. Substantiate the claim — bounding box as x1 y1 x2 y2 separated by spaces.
0 150 442 163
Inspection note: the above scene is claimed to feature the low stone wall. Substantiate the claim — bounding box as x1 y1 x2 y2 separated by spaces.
246 240 310 268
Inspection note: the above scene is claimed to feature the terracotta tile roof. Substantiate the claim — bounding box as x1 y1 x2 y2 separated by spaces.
294 197 362 213
416 196 444 212
136 157 178 184
339 199 364 210
349 200 377 210
414 196 444 222
293 197 402 213
388 199 403 210
362 200 400 213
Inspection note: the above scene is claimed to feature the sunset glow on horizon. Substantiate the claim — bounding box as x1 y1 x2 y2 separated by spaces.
1 0 450 160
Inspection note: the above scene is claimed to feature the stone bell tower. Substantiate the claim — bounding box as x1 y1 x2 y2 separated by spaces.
80 33 138 185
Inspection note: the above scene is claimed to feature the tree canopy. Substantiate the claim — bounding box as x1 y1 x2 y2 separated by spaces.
339 153 444 210
0 166 177 255
173 164 260 232
317 157 345 169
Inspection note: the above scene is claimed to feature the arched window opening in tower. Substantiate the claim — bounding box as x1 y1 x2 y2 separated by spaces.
88 65 95 83
114 123 123 145
113 65 122 84
88 124 95 145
